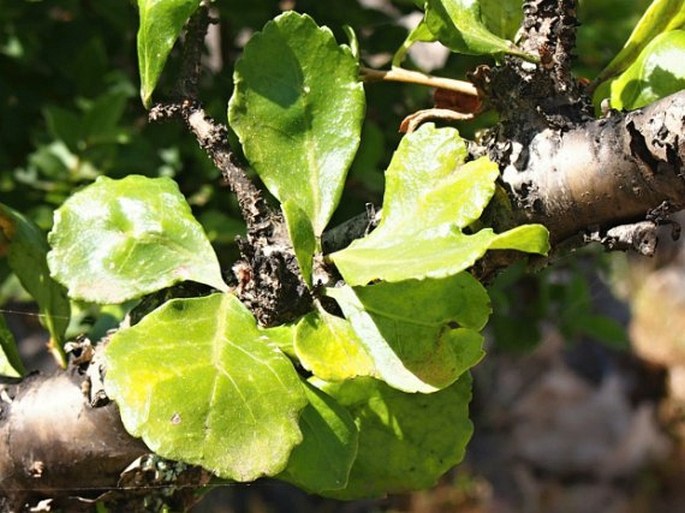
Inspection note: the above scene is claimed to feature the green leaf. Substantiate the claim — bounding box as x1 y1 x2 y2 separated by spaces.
295 307 376 382
228 11 366 235
1 203 70 363
576 314 629 350
424 0 531 58
0 314 25 377
105 293 308 481
488 223 553 252
44 105 81 151
343 25 360 61
282 200 316 287
330 124 549 286
45 90 131 151
48 175 228 304
480 0 523 40
595 0 685 85
261 323 297 359
326 273 488 393
316 373 473 499
137 0 201 108
82 90 131 144
279 381 359 493
393 18 437 67
606 30 685 110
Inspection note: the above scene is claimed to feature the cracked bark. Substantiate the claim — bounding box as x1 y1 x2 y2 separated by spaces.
496 91 685 243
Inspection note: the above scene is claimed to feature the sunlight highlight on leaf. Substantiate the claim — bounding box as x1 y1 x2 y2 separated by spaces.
48 175 228 304
327 275 487 393
137 0 201 107
229 12 365 236
330 124 549 286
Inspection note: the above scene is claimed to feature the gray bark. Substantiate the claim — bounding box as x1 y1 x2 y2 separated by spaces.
500 91 685 244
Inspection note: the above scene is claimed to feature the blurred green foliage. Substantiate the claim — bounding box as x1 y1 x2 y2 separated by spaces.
575 0 653 77
489 258 629 353
0 0 416 234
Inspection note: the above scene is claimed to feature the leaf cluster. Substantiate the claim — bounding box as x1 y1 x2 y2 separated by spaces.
50 6 548 498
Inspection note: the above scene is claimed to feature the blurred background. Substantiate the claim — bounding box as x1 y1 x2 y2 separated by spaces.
3 1 685 512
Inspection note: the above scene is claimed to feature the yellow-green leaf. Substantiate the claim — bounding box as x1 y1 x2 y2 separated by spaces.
424 0 530 58
326 273 488 393
605 30 685 110
105 293 308 481
295 308 376 382
282 200 316 287
595 0 685 85
330 124 549 286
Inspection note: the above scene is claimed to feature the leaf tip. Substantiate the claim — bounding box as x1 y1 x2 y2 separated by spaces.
140 87 153 110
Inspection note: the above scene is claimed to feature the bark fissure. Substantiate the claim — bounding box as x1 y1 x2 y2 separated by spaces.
627 119 661 176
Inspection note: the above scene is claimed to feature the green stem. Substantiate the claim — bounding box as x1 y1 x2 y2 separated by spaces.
360 66 480 97
48 337 68 369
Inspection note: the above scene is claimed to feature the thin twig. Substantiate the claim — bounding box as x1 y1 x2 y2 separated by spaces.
147 2 274 239
148 102 272 239
519 0 584 98
178 3 210 99
360 66 480 97
147 6 312 326
184 105 273 237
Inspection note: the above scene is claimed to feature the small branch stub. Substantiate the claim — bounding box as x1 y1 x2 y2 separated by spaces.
585 221 659 256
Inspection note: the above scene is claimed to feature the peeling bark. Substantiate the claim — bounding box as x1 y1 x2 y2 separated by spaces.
0 372 147 511
469 0 685 247
499 91 685 243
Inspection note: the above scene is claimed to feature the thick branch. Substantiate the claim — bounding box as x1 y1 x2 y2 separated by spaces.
6 2 685 508
475 0 592 131
0 372 147 511
500 90 685 243
0 371 212 512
